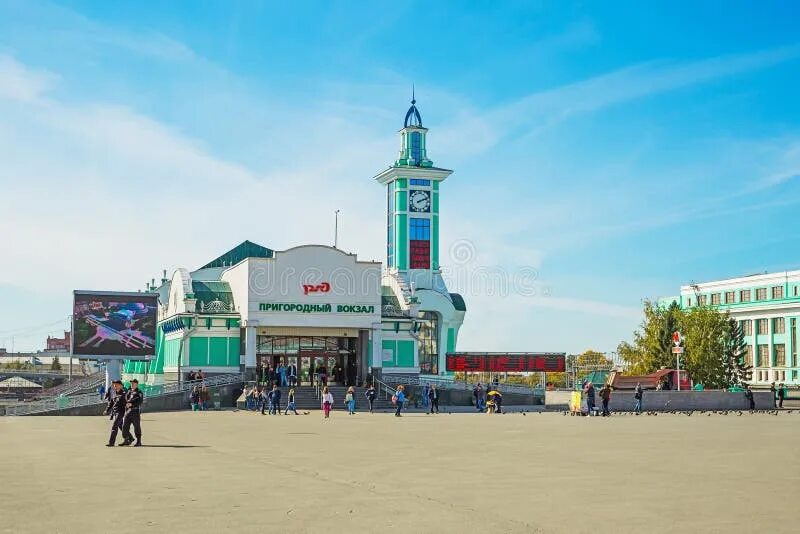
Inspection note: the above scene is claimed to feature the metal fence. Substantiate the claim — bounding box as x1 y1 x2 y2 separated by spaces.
4 373 244 416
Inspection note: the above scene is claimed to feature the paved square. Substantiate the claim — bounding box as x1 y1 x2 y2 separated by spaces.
1 410 797 533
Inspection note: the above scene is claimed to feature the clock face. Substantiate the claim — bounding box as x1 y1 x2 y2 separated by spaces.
409 190 431 212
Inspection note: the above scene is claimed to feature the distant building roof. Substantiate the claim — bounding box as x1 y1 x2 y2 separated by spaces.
0 376 43 389
200 240 273 269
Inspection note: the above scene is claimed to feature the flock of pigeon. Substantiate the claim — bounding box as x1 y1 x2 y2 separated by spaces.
556 409 795 417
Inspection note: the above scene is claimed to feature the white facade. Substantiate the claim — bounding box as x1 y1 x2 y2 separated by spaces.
221 245 381 372
675 270 800 385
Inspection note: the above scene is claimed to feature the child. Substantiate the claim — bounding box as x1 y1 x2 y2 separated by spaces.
345 386 356 415
285 388 299 415
322 386 333 418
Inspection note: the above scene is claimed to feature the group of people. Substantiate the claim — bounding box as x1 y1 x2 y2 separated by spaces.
103 378 144 447
579 380 614 416
471 382 504 414
190 385 212 411
243 384 299 415
187 369 205 382
260 362 299 388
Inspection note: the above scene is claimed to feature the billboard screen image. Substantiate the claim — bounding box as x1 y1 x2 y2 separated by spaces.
446 353 566 373
72 291 158 357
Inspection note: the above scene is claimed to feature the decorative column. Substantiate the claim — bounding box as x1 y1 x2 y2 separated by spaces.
245 324 257 379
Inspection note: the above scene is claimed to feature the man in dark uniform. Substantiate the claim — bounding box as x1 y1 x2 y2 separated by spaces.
103 380 127 447
120 379 144 447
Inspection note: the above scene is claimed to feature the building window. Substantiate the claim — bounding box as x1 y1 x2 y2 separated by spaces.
410 132 422 164
774 344 786 367
417 311 439 375
794 286 798 297
743 345 753 367
756 318 768 335
740 320 753 336
773 317 785 334
410 179 430 186
698 295 707 306
755 288 767 301
740 289 751 302
687 297 692 307
409 218 431 240
791 318 797 367
711 293 721 305
771 286 784 299
725 291 736 304
757 344 769 367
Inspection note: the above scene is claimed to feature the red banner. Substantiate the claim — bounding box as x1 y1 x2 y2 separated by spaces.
446 353 566 372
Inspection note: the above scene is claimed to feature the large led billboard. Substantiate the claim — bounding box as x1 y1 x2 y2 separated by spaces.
446 353 566 373
72 291 158 358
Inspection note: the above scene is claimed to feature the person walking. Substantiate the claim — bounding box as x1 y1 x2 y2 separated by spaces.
473 383 480 412
287 361 298 388
104 380 127 447
201 386 210 410
770 382 777 408
744 384 755 411
584 381 596 417
634 383 643 413
268 385 282 415
284 388 299 415
422 384 430 409
322 386 334 418
599 384 612 416
260 387 269 415
393 385 406 417
428 384 439 414
190 386 200 411
345 386 356 415
277 361 287 387
120 379 144 447
365 384 377 413
777 383 786 408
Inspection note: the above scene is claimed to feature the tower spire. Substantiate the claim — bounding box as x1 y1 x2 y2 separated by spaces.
412 83 415 105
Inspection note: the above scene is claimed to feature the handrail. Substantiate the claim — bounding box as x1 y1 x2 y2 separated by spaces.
378 375 543 395
5 373 244 416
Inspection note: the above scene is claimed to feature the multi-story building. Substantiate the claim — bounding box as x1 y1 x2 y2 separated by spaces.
45 331 71 352
662 270 800 385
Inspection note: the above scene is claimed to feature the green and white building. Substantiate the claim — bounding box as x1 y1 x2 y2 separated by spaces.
662 270 800 385
125 99 466 384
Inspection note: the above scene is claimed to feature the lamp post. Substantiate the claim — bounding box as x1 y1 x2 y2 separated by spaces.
334 209 340 249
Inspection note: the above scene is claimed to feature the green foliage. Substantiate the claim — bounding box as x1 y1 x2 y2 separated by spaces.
50 356 62 371
619 300 684 374
620 300 751 388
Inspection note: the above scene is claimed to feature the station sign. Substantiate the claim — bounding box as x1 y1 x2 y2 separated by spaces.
446 353 566 372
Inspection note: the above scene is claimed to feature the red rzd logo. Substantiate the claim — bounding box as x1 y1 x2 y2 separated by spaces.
303 282 331 295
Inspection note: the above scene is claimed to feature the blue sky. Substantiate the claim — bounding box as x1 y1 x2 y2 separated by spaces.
1 1 799 352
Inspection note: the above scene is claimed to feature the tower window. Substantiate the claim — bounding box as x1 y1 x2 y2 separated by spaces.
410 179 431 186
409 218 430 240
410 132 421 164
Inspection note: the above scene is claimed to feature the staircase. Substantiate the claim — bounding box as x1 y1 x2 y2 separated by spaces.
33 371 105 399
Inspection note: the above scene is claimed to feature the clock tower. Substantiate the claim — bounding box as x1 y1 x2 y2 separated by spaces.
374 95 452 278
374 94 465 378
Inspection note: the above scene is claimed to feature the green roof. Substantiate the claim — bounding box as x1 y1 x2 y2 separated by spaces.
450 293 466 311
201 240 273 269
192 281 235 313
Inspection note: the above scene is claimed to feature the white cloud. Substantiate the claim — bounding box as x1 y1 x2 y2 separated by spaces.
0 55 55 102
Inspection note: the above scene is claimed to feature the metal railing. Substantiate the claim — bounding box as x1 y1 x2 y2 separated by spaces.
378 374 543 395
34 372 105 399
5 373 244 416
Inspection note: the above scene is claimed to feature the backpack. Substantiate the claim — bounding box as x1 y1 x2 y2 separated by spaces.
391 394 398 404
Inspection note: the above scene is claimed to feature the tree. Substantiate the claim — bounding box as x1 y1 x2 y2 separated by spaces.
620 300 684 374
620 300 752 389
51 356 62 371
722 316 752 387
